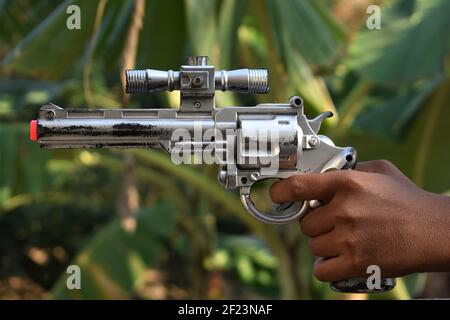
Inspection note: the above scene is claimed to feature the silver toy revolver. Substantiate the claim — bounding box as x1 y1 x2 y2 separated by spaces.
30 56 395 293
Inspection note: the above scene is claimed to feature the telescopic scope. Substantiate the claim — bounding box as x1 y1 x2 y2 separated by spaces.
125 68 269 94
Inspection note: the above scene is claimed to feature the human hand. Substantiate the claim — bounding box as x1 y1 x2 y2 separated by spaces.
270 160 450 283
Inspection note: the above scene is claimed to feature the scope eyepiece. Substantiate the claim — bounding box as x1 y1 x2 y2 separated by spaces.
215 69 268 94
125 69 178 94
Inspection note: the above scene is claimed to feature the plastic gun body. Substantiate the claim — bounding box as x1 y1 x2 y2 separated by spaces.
30 56 395 293
32 98 356 225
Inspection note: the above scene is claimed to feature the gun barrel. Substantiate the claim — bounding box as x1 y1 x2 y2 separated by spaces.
31 106 214 149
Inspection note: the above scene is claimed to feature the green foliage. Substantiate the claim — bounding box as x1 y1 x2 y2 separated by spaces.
0 124 48 203
204 235 279 297
345 0 450 138
347 0 450 84
52 202 176 299
269 0 344 65
1 0 449 300
2 0 99 79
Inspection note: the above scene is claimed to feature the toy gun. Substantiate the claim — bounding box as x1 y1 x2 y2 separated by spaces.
30 56 395 293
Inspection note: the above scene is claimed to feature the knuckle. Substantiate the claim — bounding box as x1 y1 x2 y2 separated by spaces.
334 200 356 223
344 240 366 271
373 159 395 174
341 171 362 191
290 176 305 198
341 234 357 254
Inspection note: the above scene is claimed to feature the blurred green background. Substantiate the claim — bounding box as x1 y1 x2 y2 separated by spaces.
0 0 449 300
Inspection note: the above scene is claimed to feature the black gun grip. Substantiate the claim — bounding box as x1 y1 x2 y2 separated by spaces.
331 277 396 293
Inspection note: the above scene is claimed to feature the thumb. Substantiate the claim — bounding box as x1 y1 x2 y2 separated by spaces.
269 171 346 203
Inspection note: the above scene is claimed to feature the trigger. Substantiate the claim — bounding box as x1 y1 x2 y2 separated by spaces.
308 111 333 134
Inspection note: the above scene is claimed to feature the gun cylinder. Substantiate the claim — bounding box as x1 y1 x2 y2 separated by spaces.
125 69 269 94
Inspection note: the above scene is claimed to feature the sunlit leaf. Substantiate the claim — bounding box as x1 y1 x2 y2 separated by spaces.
137 0 187 69
354 74 446 138
347 0 450 84
339 80 450 193
0 124 48 199
268 0 344 65
184 0 218 58
51 202 176 299
1 0 99 79
218 0 249 68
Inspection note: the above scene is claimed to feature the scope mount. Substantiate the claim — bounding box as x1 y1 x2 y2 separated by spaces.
125 56 269 113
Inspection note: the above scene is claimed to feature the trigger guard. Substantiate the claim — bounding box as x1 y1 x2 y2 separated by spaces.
240 186 309 224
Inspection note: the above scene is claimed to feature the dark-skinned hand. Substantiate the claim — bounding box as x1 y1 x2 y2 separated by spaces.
270 160 450 283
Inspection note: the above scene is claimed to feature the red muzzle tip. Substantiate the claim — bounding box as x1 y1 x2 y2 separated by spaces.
30 120 38 142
